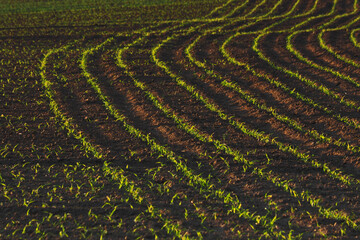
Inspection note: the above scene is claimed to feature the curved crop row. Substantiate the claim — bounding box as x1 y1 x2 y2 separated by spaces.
80 35 289 239
130 3 360 234
115 25 355 236
40 40 197 239
34 2 294 238
187 31 360 154
251 3 360 114
151 30 360 234
317 0 360 68
18 0 360 238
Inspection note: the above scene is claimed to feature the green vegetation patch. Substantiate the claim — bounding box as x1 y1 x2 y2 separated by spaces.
0 0 225 14
0 0 227 33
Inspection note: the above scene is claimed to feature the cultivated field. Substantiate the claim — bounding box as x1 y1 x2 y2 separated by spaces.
1 0 360 238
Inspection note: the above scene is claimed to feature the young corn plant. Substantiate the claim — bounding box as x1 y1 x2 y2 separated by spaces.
80 30 293 238
146 18 360 233
41 40 195 240
186 27 360 154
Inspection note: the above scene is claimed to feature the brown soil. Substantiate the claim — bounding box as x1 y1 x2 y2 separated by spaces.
2 0 360 239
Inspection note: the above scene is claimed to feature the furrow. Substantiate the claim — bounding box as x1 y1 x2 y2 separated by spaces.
251 1 360 114
256 31 360 117
319 29 360 69
286 29 360 100
316 0 360 70
188 29 360 175
151 27 360 233
118 30 359 237
81 34 288 238
9 1 360 239
296 28 360 90
72 35 244 239
254 31 360 112
40 39 199 240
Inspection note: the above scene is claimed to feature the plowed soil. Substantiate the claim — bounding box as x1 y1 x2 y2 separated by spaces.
2 0 360 239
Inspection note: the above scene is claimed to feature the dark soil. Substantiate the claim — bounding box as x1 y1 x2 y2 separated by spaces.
2 0 360 239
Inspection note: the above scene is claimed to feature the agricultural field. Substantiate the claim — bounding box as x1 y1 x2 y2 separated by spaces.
2 0 360 238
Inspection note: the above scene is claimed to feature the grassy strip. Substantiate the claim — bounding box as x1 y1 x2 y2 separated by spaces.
80 35 284 239
40 40 193 240
0 0 224 13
